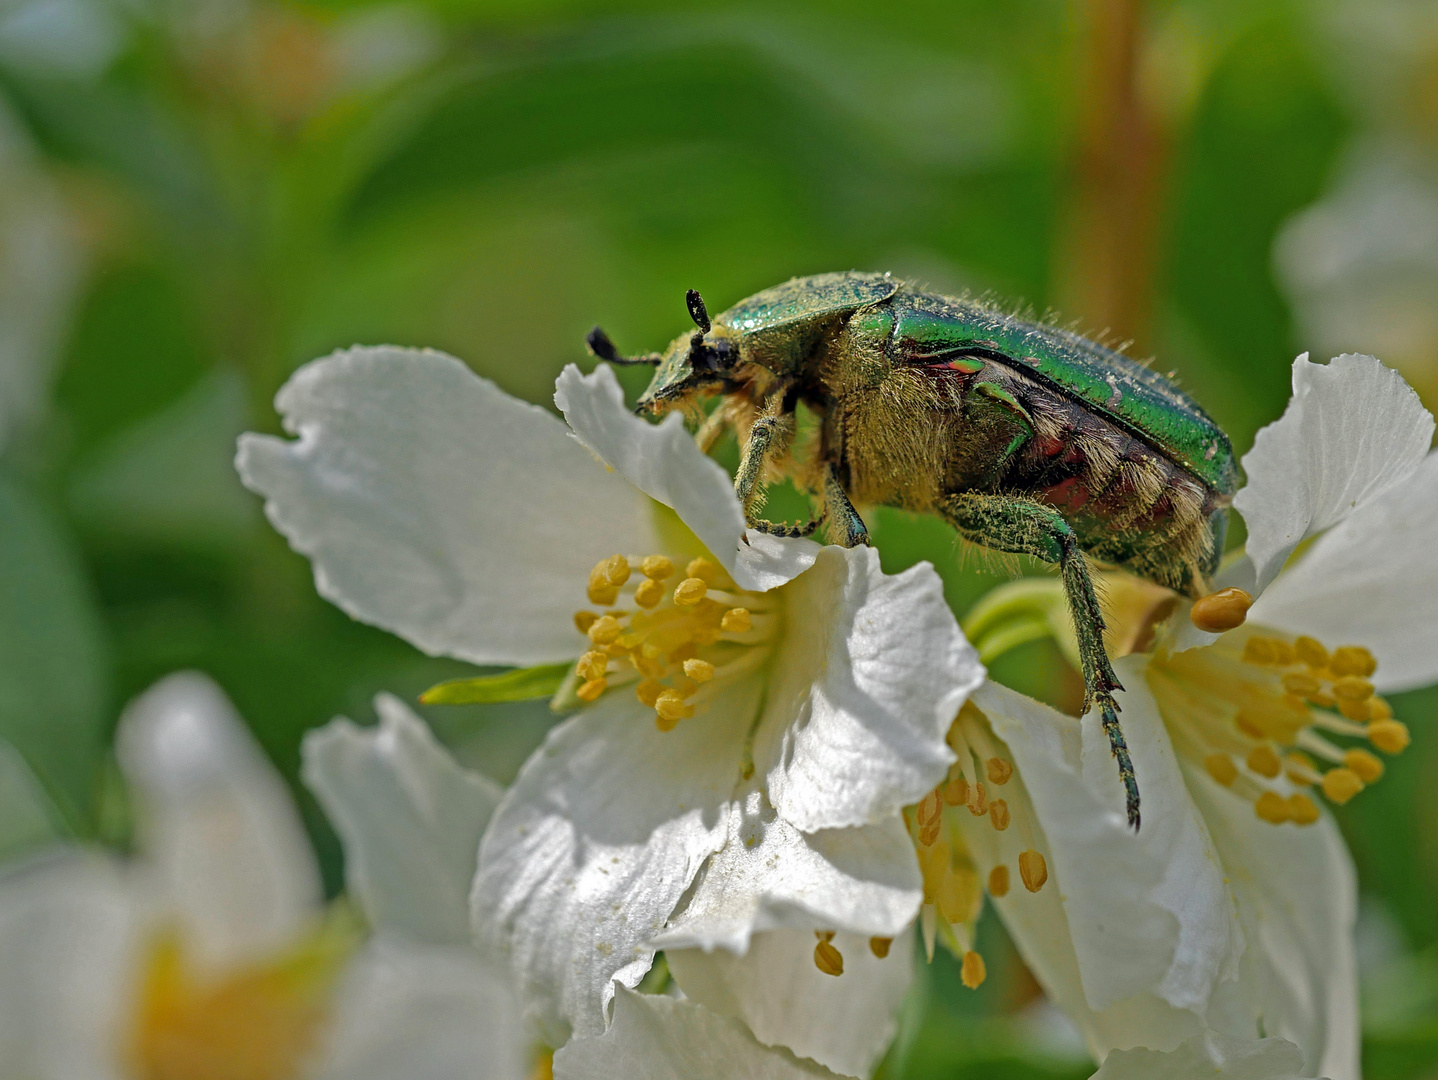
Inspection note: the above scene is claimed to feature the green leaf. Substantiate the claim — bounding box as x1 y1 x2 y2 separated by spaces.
420 663 571 705
0 477 110 833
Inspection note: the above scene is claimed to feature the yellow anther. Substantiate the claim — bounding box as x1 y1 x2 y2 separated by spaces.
1368 720 1411 754
576 678 607 703
1332 676 1374 702
1321 767 1364 805
1287 792 1321 826
937 865 979 924
869 936 892 959
916 789 943 828
1330 646 1376 678
635 679 665 708
1282 672 1322 697
986 757 1013 785
1294 636 1329 669
1369 696 1393 722
634 579 665 609
672 578 708 606
720 608 752 633
1309 691 1336 709
601 554 631 587
577 651 609 681
641 555 675 580
988 865 1010 898
1018 849 1047 893
943 773 969 807
989 799 1010 831
574 611 599 634
1204 753 1238 787
1343 748 1384 783
1243 637 1278 665
1271 640 1299 666
685 558 719 583
1254 790 1290 824
1245 745 1282 779
918 817 942 847
1337 697 1372 722
682 658 715 683
586 581 620 607
960 951 987 989
587 615 623 646
966 780 988 817
1189 587 1253 633
654 690 694 730
813 939 844 977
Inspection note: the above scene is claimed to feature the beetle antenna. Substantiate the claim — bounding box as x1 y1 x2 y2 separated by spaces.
686 289 711 335
586 326 660 367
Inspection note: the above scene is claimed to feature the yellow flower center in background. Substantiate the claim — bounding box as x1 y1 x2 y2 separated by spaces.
128 921 353 1080
571 553 774 731
1149 628 1410 826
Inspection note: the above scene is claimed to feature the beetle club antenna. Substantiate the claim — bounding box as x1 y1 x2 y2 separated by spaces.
686 289 711 336
586 326 660 366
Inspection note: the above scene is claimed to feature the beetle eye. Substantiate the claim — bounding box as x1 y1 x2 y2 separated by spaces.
691 339 734 373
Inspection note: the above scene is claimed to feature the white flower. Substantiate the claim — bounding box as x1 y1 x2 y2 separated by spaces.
236 347 984 1073
0 672 526 1080
1090 1031 1322 1080
944 353 1436 1080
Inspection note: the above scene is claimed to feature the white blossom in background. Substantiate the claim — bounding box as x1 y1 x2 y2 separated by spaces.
0 672 525 1080
947 353 1434 1080
237 349 985 1076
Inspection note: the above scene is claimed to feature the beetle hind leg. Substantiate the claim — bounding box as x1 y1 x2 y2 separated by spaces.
940 491 1141 830
747 517 821 540
821 463 869 547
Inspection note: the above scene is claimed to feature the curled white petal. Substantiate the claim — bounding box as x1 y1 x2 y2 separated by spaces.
303 694 502 946
1090 1031 1312 1080
237 347 659 667
1233 353 1433 596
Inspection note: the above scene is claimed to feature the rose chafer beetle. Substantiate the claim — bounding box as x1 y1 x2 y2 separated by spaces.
587 271 1238 829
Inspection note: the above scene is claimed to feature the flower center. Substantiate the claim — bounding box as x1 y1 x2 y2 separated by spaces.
1149 628 1411 825
899 703 1050 990
128 922 352 1080
571 553 775 730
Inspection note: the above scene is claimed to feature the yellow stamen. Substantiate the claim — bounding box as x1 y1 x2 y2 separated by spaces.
574 611 599 634
966 781 988 817
1369 697 1393 722
576 651 608 681
672 578 707 606
1204 753 1238 786
1190 587 1253 633
602 554 630 587
576 678 607 703
1254 790 1290 824
587 560 621 606
943 770 969 807
916 789 943 829
1332 676 1374 702
1287 792 1321 825
988 865 1010 897
989 799 1010 831
683 658 715 683
641 555 675 580
1342 748 1384 783
636 679 665 708
654 690 694 730
869 937 893 959
1282 672 1322 697
1337 697 1372 722
1329 646 1376 678
685 558 719 583
813 939 844 977
1294 636 1329 669
1018 849 1047 893
1321 767 1364 805
1368 720 1410 754
1245 745 1282 779
634 579 664 609
937 865 980 924
960 950 987 989
587 615 622 646
985 757 1013 785
720 608 752 633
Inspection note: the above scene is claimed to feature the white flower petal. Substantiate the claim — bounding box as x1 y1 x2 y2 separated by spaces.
1233 353 1433 596
553 987 845 1080
314 936 527 1080
972 671 1241 1015
554 364 819 592
237 347 659 666
667 927 914 1078
472 681 758 1045
653 790 920 955
0 853 138 1080
756 547 973 833
1183 770 1358 1080
116 672 321 970
303 694 502 946
1090 1032 1310 1080
1252 450 1438 692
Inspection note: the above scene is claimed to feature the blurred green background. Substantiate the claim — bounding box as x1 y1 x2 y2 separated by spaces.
0 0 1435 1075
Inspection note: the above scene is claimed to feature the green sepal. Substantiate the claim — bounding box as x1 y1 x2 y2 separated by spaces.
419 662 572 705
962 577 1079 671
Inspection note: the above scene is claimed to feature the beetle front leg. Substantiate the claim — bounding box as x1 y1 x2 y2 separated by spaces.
939 491 1140 830
735 394 821 539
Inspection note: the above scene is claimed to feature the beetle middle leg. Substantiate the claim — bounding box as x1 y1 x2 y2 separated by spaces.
821 462 869 547
939 491 1141 830
735 392 822 538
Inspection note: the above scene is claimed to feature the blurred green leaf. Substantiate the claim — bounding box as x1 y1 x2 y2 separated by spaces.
0 737 62 862
0 476 110 832
420 663 570 705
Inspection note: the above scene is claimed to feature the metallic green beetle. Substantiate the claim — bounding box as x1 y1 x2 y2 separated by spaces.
586 271 1237 829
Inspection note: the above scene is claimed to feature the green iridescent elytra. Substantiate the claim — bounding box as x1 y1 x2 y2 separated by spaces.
587 271 1238 829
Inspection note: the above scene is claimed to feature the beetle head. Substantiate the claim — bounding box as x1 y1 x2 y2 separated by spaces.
634 289 739 413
